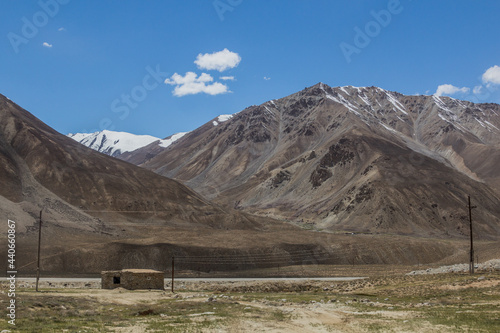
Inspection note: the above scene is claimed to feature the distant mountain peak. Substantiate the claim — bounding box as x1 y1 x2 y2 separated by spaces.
68 130 187 157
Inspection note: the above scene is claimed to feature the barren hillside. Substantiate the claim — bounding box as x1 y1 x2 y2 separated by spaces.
139 84 500 238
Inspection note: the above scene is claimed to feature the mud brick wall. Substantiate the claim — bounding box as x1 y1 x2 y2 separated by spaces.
102 269 164 290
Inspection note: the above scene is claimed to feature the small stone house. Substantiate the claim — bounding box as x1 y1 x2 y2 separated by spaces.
101 269 164 290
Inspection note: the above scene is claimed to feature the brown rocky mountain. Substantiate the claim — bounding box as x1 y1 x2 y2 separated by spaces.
2 89 500 276
137 83 500 239
0 94 295 273
0 94 263 232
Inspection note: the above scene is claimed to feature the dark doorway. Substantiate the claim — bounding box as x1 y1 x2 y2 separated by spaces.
113 276 121 284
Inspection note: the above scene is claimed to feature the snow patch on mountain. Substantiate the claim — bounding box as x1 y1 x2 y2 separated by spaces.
433 95 454 113
340 86 351 96
213 114 234 126
484 120 500 131
358 91 371 106
68 130 187 156
432 96 470 132
320 84 361 116
68 130 162 156
381 122 398 133
218 114 233 122
68 132 89 142
158 132 188 148
386 92 408 115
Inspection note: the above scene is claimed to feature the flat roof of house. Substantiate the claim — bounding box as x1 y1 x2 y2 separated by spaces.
122 269 163 273
102 269 163 274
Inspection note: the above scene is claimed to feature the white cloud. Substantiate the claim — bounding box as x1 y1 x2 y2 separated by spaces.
42 42 52 48
164 72 229 97
58 27 65 31
220 76 235 81
264 76 271 81
194 48 241 72
434 84 470 97
482 65 500 85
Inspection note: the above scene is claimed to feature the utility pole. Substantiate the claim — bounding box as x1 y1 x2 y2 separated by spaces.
171 256 175 293
36 210 42 292
468 195 477 275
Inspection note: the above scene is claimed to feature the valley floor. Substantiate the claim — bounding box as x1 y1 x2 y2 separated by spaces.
3 268 500 332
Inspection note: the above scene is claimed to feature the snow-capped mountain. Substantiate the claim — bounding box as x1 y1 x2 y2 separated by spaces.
68 130 187 157
86 114 236 165
67 116 236 159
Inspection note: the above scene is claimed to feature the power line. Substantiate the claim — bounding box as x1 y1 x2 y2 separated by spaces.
175 252 331 261
174 251 331 260
177 258 332 265
17 246 84 270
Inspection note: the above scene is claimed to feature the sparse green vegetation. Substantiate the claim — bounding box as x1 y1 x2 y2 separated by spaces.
2 272 500 332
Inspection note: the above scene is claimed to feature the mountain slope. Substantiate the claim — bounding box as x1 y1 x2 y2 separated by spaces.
139 83 500 238
1 93 309 274
98 115 234 165
0 94 265 234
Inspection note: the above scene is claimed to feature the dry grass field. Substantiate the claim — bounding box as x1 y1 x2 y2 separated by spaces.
2 267 500 332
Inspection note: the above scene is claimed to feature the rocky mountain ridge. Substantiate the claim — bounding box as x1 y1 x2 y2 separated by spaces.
134 83 500 238
1 87 500 275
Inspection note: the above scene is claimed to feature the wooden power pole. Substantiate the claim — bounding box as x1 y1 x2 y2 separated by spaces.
468 195 476 275
171 256 175 293
36 210 42 292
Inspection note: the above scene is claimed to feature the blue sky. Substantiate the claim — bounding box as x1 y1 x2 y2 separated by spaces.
1 0 500 138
